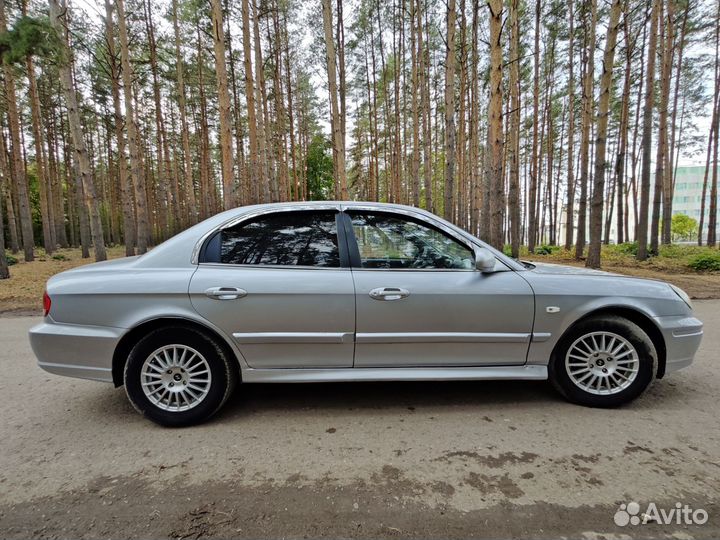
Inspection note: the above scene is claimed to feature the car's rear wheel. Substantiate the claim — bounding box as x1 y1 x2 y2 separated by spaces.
124 326 237 426
549 315 657 407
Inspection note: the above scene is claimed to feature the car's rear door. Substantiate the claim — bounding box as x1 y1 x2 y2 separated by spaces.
189 207 355 368
345 209 535 367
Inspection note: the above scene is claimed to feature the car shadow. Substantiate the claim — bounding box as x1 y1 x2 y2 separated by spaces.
215 379 558 419
84 374 697 426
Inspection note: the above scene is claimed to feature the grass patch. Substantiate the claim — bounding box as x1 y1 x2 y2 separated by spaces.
0 246 127 314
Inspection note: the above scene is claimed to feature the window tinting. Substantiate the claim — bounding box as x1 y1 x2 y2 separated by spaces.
220 211 340 267
350 212 473 270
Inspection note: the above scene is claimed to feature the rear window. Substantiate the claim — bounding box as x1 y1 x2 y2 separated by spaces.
204 211 341 268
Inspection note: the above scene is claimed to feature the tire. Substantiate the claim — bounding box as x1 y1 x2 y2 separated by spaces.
549 315 657 407
124 325 238 427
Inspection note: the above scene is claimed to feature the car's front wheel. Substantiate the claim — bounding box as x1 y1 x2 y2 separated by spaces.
549 315 657 407
124 326 237 426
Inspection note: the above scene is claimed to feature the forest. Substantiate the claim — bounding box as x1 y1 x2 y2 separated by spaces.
0 0 719 280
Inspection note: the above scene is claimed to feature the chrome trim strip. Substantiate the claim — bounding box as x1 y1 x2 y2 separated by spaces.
233 332 353 344
355 332 531 344
531 332 552 342
242 365 548 383
198 262 348 271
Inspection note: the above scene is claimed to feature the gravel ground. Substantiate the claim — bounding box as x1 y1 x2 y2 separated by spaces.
0 302 719 539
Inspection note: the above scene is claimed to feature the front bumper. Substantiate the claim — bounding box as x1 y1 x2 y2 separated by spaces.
29 320 123 383
654 315 703 375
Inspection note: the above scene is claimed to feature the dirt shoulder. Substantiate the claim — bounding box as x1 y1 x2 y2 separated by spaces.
0 246 127 315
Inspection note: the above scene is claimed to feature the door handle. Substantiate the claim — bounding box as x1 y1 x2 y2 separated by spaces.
369 287 410 301
205 287 247 300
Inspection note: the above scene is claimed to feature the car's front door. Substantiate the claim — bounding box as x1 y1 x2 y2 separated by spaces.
189 208 355 368
346 210 535 367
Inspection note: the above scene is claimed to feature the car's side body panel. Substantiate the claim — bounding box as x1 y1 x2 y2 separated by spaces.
521 268 702 369
351 269 535 366
189 265 356 368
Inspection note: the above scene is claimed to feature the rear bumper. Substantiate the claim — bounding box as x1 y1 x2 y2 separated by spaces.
654 315 703 375
29 320 123 383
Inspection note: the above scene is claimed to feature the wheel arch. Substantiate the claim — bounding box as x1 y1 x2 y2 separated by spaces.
112 317 241 387
553 306 667 379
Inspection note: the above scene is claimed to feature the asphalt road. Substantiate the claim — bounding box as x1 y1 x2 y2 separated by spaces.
1 302 719 539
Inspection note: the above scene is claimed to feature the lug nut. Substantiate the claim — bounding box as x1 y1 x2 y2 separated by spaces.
169 382 174 387
602 368 608 373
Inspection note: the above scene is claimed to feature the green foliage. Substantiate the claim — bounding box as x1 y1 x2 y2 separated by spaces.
657 244 706 259
613 242 639 256
0 16 60 64
52 254 68 261
671 214 698 242
5 253 18 266
687 252 720 272
534 244 560 255
305 134 334 201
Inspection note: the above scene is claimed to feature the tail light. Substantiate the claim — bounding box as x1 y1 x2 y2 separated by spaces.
43 291 51 317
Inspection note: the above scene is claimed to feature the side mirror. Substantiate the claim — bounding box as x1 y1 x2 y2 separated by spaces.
474 247 496 273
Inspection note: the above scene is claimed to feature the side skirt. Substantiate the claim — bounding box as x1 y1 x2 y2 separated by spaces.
241 365 548 383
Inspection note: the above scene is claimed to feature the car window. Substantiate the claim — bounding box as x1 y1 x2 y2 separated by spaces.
220 211 340 267
349 212 473 270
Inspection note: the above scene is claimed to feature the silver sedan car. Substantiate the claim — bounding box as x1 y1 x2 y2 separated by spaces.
29 202 703 426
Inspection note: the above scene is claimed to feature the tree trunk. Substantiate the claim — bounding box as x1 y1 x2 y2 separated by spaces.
410 0 420 207
49 0 106 261
105 0 135 256
652 0 673 252
708 14 720 247
172 0 198 223
210 0 235 210
637 0 659 261
0 0 34 261
528 0 541 252
564 0 575 250
116 0 149 253
0 179 8 277
240 0 259 204
486 0 504 249
575 0 597 260
443 0 456 223
614 0 633 246
26 51 54 254
586 0 622 268
508 0 521 257
322 0 348 200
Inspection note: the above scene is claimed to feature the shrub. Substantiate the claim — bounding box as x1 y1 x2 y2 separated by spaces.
658 244 705 259
534 244 559 255
687 252 720 272
52 254 68 261
5 253 17 266
614 242 639 256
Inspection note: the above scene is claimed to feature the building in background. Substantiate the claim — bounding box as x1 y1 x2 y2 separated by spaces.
672 165 719 243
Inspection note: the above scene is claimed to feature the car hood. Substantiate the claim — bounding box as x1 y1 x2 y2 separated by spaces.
525 261 622 277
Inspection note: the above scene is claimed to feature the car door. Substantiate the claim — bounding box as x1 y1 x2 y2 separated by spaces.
345 209 535 367
189 208 355 369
